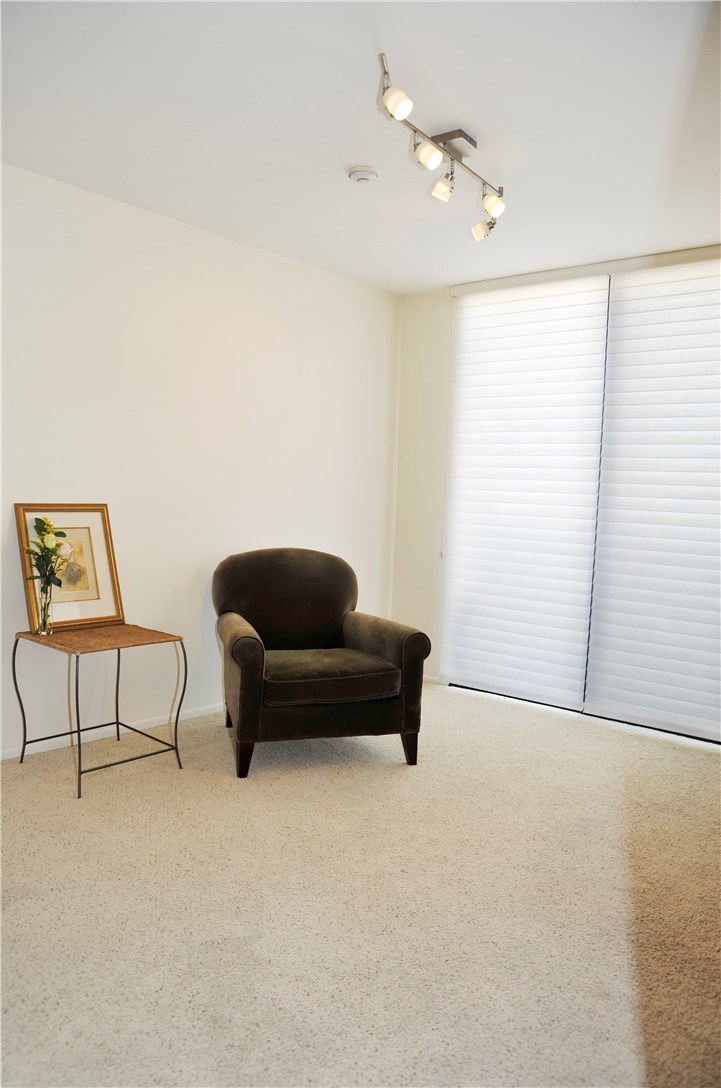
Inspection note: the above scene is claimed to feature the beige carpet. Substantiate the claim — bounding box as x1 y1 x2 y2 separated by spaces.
2 684 719 1088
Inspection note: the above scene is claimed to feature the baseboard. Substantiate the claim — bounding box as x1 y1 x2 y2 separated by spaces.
1 702 225 762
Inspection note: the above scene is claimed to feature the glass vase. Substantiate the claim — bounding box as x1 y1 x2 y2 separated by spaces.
37 583 53 636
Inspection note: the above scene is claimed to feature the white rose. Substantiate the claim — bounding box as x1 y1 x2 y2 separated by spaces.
43 534 58 550
57 542 73 559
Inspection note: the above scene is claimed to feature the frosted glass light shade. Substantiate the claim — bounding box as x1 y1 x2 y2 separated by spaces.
382 86 413 120
482 191 506 218
432 175 455 202
471 220 491 241
414 140 443 171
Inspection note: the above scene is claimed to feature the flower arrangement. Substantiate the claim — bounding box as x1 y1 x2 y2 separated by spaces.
25 517 73 635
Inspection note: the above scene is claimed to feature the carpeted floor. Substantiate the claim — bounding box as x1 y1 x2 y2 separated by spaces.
2 683 719 1088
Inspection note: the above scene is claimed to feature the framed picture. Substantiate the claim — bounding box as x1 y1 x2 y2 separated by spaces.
15 503 124 631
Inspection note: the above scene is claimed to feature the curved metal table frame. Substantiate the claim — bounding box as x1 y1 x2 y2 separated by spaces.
12 624 187 798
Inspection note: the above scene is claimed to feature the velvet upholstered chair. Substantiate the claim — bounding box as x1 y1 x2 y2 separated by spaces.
212 548 431 778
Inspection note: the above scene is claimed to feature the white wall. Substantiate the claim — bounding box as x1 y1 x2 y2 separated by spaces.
391 292 454 680
2 166 400 759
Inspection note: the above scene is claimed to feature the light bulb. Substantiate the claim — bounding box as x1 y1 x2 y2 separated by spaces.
431 173 455 203
413 139 443 171
471 220 492 241
382 85 413 121
482 191 506 218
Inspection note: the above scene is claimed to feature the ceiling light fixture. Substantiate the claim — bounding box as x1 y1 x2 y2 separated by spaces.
412 134 444 171
378 54 505 240
382 84 413 121
470 219 495 242
379 54 414 120
431 162 456 203
482 188 506 218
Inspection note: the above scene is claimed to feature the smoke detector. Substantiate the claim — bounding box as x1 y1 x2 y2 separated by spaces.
348 167 379 183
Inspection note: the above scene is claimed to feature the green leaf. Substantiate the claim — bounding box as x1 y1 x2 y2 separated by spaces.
55 531 67 538
50 575 62 587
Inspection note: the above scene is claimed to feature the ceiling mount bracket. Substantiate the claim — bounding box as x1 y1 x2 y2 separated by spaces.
430 130 478 161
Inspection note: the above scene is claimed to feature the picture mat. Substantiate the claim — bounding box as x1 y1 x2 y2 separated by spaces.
55 526 100 603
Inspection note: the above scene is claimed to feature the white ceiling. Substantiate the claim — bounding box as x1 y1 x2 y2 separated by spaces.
3 2 719 295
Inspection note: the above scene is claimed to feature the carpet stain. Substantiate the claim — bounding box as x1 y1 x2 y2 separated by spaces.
623 746 720 1088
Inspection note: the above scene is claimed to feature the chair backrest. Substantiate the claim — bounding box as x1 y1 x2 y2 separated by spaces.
212 548 358 650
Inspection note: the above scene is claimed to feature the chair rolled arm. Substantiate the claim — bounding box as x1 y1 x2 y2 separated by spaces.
343 612 431 734
216 612 265 741
343 612 431 669
217 612 265 669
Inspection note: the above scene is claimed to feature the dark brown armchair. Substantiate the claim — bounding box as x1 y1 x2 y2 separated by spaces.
212 548 431 778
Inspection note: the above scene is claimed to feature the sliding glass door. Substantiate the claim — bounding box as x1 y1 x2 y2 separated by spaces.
441 261 720 741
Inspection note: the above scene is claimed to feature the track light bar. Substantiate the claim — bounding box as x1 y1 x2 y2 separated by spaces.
378 54 505 241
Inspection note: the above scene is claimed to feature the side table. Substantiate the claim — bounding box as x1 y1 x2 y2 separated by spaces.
12 624 187 798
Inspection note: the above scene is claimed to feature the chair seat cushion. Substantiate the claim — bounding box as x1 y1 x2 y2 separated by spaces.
263 648 401 706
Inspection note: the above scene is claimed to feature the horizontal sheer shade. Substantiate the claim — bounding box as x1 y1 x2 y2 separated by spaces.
590 630 719 663
442 259 720 741
448 568 590 592
444 585 594 615
590 602 718 632
584 262 720 740
445 620 592 646
441 276 609 709
586 697 720 734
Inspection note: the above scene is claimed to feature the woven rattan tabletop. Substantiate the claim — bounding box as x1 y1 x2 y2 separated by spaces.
16 624 183 655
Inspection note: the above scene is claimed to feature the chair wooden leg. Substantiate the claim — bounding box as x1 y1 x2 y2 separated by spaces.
235 741 255 778
401 732 418 766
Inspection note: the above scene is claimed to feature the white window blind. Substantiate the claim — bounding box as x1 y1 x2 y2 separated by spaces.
441 276 610 709
442 259 720 742
583 262 720 740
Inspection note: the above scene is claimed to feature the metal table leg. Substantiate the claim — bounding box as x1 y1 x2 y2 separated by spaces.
75 654 82 799
173 641 188 769
115 648 121 742
11 637 27 764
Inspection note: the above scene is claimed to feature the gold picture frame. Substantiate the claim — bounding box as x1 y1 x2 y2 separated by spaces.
15 503 124 631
